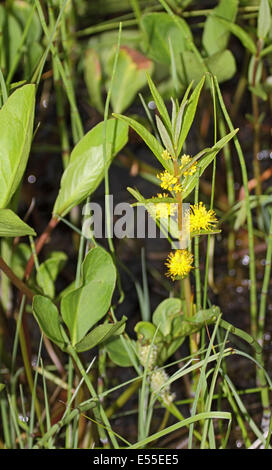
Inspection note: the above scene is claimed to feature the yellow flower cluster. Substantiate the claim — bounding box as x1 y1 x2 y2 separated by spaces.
161 149 172 160
180 154 197 177
153 202 176 219
165 249 194 280
157 170 182 193
189 202 218 233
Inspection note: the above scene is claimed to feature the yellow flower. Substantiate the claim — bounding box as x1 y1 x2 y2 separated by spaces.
157 170 182 193
180 154 197 177
165 249 194 280
173 183 182 193
189 202 218 233
157 192 170 198
161 149 172 160
149 194 177 219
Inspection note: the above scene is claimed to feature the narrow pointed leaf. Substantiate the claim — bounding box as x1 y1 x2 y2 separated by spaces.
177 77 205 156
113 113 173 171
147 73 172 132
75 316 127 353
155 115 175 155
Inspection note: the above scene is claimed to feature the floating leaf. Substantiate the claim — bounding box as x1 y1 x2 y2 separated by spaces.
82 245 116 287
0 84 35 208
36 251 67 299
141 12 192 65
214 16 257 55
105 336 134 367
84 48 104 114
53 119 128 217
0 209 36 237
203 0 238 55
152 298 182 336
107 46 153 113
32 295 66 349
61 279 115 346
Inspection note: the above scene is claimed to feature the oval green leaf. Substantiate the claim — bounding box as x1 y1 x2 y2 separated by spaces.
53 119 128 217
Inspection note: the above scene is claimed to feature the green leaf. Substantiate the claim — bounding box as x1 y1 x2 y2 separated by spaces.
61 269 116 346
113 113 173 172
178 306 220 337
53 119 128 217
248 84 268 101
214 16 257 55
141 12 192 65
82 245 116 286
146 73 172 133
152 298 182 336
84 48 104 114
0 209 36 237
182 129 239 199
75 316 127 353
0 6 22 74
203 0 238 55
0 84 35 208
107 46 153 113
11 243 31 279
134 321 162 344
104 336 133 367
36 251 67 299
12 0 42 43
179 51 236 87
32 295 66 349
155 115 175 155
105 336 134 367
177 77 205 155
258 0 271 40
0 383 5 392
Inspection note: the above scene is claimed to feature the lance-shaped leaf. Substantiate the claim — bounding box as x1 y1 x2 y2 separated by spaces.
0 209 36 237
113 113 173 172
155 115 175 155
0 84 35 208
258 0 271 41
177 77 205 156
182 129 239 199
32 295 66 350
75 316 127 353
53 119 128 217
147 73 172 133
